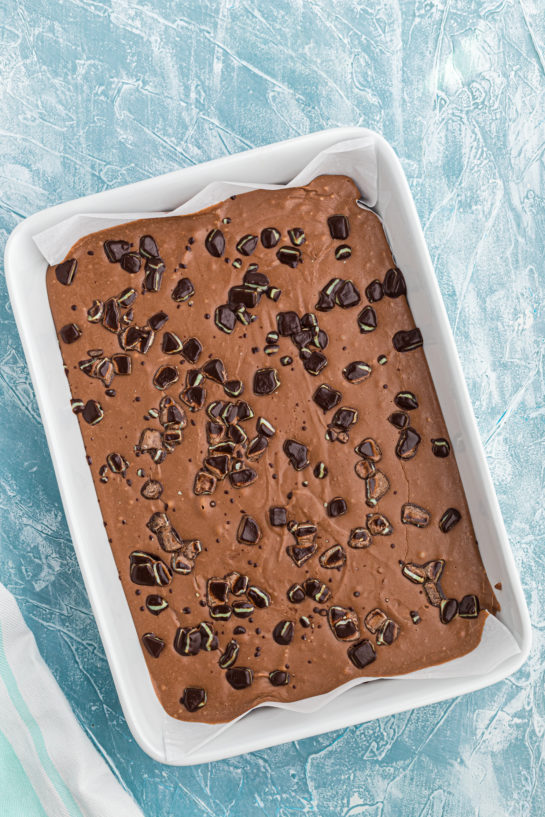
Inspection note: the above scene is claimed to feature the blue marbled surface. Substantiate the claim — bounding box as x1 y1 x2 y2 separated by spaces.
1 0 544 814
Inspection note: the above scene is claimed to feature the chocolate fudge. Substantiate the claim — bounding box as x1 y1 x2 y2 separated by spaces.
46 175 498 723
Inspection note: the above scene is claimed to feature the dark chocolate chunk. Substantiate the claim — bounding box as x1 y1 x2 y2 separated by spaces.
347 639 376 669
202 358 226 384
327 497 347 518
313 384 342 412
104 240 129 263
303 351 327 376
355 437 382 461
401 503 430 528
283 439 309 471
139 234 159 258
335 280 361 308
288 227 306 246
277 311 301 337
82 400 103 425
205 229 225 258
395 427 421 459
59 323 81 344
253 367 280 395
383 267 406 298
388 411 409 429
181 337 202 364
394 391 419 411
228 286 259 309
226 667 253 689
55 258 77 286
162 331 183 355
327 214 349 240
440 598 459 624
459 594 480 619
269 670 289 686
439 507 461 533
319 544 346 569
148 311 169 331
291 329 313 349
273 620 295 645
219 640 239 670
229 467 257 488
153 365 179 390
215 304 237 334
276 246 302 267
357 306 377 333
365 279 383 302
261 227 281 248
287 583 306 604
393 328 423 353
120 252 142 274
432 438 451 458
103 298 121 333
237 515 261 545
181 687 207 712
172 277 195 302
343 361 371 384
348 527 372 548
142 633 165 658
269 506 287 527
247 586 271 609
174 626 202 656
236 234 258 256
335 245 352 261
146 595 168 615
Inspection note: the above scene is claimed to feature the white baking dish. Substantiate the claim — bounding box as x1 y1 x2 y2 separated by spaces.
5 127 531 764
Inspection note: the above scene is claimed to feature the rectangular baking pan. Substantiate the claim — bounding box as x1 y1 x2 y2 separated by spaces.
5 127 531 764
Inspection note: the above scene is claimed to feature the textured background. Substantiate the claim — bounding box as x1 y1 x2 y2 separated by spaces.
1 0 544 814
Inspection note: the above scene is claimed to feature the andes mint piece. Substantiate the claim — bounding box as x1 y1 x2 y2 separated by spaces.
55 258 77 285
314 461 328 479
364 608 388 635
335 245 352 261
141 480 163 500
315 291 335 312
142 633 165 658
332 406 357 429
206 421 225 445
253 367 280 395
159 397 186 427
319 545 346 569
221 403 239 424
87 300 103 322
343 361 371 384
277 311 301 336
261 227 281 248
357 306 377 333
313 384 341 412
439 508 461 533
388 411 409 429
347 639 376 669
205 229 225 257
228 286 259 308
237 400 253 422
291 328 313 349
401 563 426 584
232 600 254 618
410 611 421 624
209 604 232 621
376 619 400 646
130 552 171 587
269 670 289 686
247 586 271 609
224 379 244 398
355 458 375 480
162 331 183 355
327 497 347 518
181 687 207 712
267 286 281 301
246 435 268 461
280 355 292 366
117 287 137 308
204 454 230 479
424 581 443 607
71 399 84 414
152 365 178 391
146 595 168 615
269 506 287 526
226 667 253 689
395 427 421 460
104 240 129 262
304 579 331 603
424 560 444 582
106 452 128 474
273 620 295 645
181 337 202 364
202 358 226 384
148 311 168 332
348 527 372 548
139 234 158 258
377 354 388 365
199 622 219 651
327 214 349 240
401 503 430 528
103 298 121 332
59 323 81 344
365 279 383 302
395 391 418 411
207 578 229 606
288 584 306 604
276 246 302 267
393 329 423 353
172 277 195 302
354 438 382 461
236 234 258 255
237 515 261 545
303 351 327 376
459 594 480 619
283 439 309 470
432 438 451 457
143 257 165 291
328 606 359 641
82 400 103 425
383 267 406 298
365 471 390 506
174 626 201 656
243 270 269 290
288 227 305 246
219 640 239 670
440 598 459 624
226 572 249 596
194 470 216 495
229 467 257 488
120 252 142 274
215 304 237 334
366 513 392 536
286 543 316 567
335 280 360 308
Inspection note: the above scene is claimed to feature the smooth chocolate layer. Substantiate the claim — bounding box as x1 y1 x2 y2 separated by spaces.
46 175 498 723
